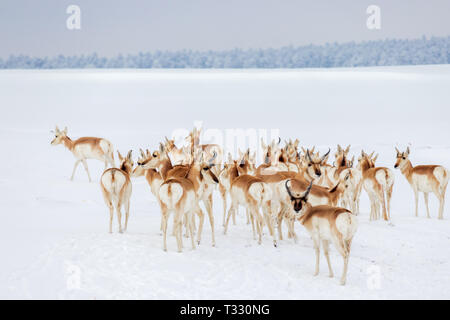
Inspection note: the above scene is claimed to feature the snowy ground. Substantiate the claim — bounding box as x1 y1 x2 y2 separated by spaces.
0 66 449 299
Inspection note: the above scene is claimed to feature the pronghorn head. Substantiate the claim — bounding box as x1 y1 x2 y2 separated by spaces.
305 148 330 179
285 139 299 162
50 126 68 145
164 136 176 151
237 149 255 175
359 151 378 169
137 143 167 169
394 147 410 169
335 144 351 167
132 148 151 177
285 180 313 214
118 150 134 174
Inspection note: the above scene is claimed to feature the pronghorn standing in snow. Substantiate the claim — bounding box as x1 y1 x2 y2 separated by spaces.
302 148 332 187
51 126 115 182
284 181 358 285
100 150 133 233
224 160 272 245
359 151 394 221
394 147 448 219
137 144 197 252
278 173 351 241
164 137 192 166
186 127 223 175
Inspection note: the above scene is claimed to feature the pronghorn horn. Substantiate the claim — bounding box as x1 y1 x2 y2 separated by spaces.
306 149 313 162
321 148 331 162
285 180 297 199
278 137 281 145
406 146 410 155
139 148 145 158
301 181 313 199
127 150 133 160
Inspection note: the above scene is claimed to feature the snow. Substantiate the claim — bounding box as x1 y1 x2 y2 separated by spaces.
0 65 449 299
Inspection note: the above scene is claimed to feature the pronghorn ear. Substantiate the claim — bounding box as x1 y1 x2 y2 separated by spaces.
159 143 165 153
117 151 124 161
127 150 133 161
63 127 68 135
345 145 351 154
294 139 300 148
395 147 400 155
361 150 366 157
337 144 342 152
55 125 60 133
146 149 151 157
139 148 145 158
373 154 379 162
406 147 410 156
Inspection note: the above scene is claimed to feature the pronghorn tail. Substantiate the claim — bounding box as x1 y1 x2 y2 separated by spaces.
248 182 272 205
159 180 184 209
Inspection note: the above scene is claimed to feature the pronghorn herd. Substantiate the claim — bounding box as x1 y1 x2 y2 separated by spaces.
51 126 449 286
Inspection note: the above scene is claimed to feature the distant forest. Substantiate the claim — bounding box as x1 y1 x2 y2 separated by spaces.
1 36 449 69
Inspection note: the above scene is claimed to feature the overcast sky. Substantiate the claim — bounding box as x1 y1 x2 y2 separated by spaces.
1 0 449 58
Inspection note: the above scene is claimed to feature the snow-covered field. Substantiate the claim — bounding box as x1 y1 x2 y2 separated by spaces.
0 66 449 299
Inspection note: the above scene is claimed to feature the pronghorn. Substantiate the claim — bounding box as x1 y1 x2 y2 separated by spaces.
278 173 351 241
395 147 448 219
133 149 163 199
359 151 394 221
100 150 133 233
219 153 236 226
257 138 288 175
51 126 115 182
186 127 223 175
302 148 332 186
224 160 272 245
138 144 219 248
137 144 197 252
164 137 192 165
285 181 358 285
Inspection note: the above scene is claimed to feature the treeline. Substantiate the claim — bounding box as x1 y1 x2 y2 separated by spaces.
1 36 449 69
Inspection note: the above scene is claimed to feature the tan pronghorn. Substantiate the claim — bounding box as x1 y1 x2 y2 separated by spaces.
284 181 358 285
138 144 219 248
395 147 448 219
359 151 394 221
278 173 350 241
186 127 223 175
137 144 197 252
100 150 133 233
302 148 332 186
257 138 288 175
132 149 163 200
51 126 115 182
164 137 192 166
224 160 272 245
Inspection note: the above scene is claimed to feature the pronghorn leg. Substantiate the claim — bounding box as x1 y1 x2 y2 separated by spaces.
188 212 196 250
263 203 277 247
124 200 130 232
253 208 263 245
424 192 431 219
224 203 236 235
219 185 227 227
249 212 256 240
413 188 419 217
204 195 216 247
70 160 81 181
246 208 250 225
175 215 183 253
116 204 123 233
387 183 393 220
161 209 169 252
108 205 114 234
277 211 284 241
322 240 334 278
312 235 320 276
438 186 446 220
380 188 388 221
196 206 205 245
81 159 92 182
